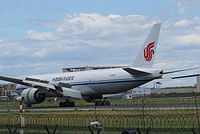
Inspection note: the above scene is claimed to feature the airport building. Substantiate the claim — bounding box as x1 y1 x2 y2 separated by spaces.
151 76 200 94
0 83 16 101
62 65 128 72
132 88 151 97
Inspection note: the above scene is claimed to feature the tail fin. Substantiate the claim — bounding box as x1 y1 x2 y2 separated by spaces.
132 23 161 68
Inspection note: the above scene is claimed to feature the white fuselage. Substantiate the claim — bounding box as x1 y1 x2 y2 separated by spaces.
17 68 162 98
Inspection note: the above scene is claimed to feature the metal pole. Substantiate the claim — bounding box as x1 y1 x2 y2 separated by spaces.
19 100 25 134
193 92 200 134
142 96 146 129
94 101 97 121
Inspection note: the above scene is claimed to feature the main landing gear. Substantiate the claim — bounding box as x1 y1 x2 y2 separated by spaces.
94 99 111 106
59 100 75 107
26 104 32 107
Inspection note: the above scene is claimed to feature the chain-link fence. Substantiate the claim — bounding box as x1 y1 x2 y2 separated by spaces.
1 94 200 133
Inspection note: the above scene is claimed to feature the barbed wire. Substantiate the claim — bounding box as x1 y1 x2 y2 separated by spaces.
0 95 200 133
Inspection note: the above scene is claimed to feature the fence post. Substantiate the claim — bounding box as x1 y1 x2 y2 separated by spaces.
193 92 200 134
136 128 142 134
142 95 146 129
145 127 150 134
19 100 25 134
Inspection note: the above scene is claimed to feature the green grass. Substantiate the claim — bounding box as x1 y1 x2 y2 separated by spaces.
0 109 199 129
110 97 200 105
0 100 93 108
1 96 200 133
1 96 200 108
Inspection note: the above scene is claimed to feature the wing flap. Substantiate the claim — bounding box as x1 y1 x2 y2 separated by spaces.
62 87 81 98
57 82 72 88
23 79 56 89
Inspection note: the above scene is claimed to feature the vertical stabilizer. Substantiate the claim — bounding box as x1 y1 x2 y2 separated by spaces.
132 23 161 68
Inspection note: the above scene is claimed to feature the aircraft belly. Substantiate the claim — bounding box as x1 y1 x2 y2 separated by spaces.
72 85 97 96
87 81 147 94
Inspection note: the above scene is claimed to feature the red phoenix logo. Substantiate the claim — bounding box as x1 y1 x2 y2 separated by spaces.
144 41 155 62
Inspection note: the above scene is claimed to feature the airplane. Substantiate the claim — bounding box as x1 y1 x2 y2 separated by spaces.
0 23 199 107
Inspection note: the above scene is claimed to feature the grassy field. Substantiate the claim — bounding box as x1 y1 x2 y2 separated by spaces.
1 96 200 133
0 109 199 128
0 100 93 108
1 95 200 108
0 109 200 133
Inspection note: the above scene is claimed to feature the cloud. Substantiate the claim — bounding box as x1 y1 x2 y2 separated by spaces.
1 13 200 87
174 34 200 45
174 19 190 27
172 0 200 14
55 13 151 38
33 48 47 58
24 14 159 49
32 13 159 49
0 40 30 56
27 30 57 40
13 14 200 67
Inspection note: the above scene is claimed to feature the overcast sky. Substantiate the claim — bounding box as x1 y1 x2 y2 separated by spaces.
0 0 200 87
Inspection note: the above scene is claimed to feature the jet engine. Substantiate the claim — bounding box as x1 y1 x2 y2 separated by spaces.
21 88 46 106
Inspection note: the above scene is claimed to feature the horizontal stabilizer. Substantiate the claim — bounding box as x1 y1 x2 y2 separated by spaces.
163 67 200 74
123 67 151 76
171 74 200 79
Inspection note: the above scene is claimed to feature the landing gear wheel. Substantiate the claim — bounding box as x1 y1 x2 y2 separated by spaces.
26 104 32 107
105 100 110 106
94 99 110 106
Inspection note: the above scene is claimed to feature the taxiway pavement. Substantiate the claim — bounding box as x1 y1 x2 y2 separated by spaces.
0 103 200 111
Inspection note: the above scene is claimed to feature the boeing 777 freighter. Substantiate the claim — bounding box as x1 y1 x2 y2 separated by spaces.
0 23 198 107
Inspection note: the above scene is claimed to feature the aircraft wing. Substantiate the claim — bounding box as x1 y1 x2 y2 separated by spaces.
0 76 32 86
0 76 82 99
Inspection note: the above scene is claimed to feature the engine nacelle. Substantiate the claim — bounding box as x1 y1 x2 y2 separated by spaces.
21 88 46 106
